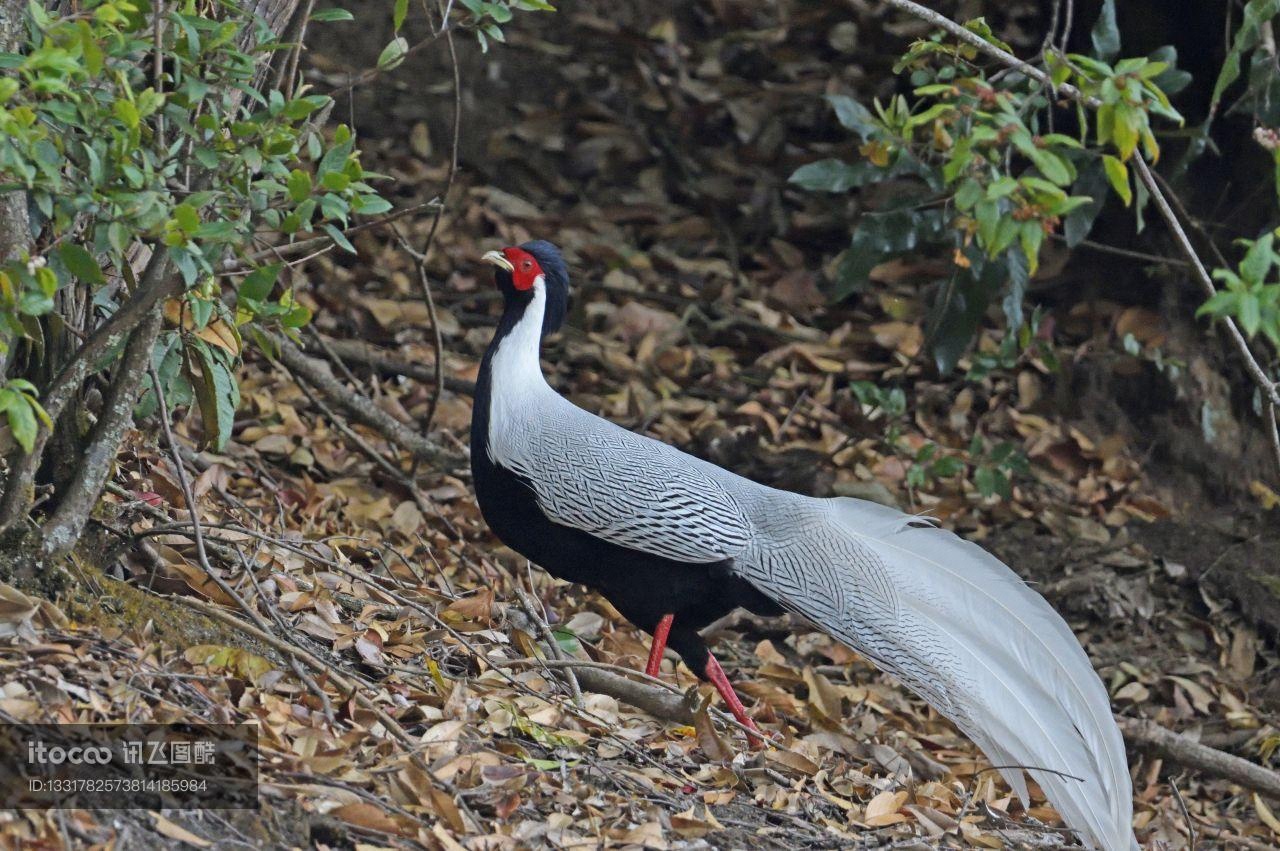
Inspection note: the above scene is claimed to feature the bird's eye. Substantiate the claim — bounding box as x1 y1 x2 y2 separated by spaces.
522 259 532 270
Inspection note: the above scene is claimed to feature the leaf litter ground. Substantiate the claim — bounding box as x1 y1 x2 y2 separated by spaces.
3 2 1280 849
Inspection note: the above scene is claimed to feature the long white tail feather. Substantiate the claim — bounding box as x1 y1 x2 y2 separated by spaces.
734 496 1135 851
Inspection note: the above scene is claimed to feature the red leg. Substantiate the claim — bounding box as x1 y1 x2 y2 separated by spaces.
645 614 674 678
703 653 764 747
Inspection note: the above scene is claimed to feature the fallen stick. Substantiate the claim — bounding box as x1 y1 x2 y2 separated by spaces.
270 333 461 467
301 336 476 397
1119 717 1280 800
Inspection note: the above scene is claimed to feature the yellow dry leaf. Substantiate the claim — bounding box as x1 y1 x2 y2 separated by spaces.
1257 793 1280 835
0 582 39 639
1250 480 1279 510
765 748 819 777
693 695 733 761
864 789 908 826
802 666 843 720
670 806 722 838
431 824 468 851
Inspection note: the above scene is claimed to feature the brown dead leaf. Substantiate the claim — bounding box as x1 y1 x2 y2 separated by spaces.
870 321 922 357
163 299 241 356
445 589 495 622
692 696 733 761
332 803 412 837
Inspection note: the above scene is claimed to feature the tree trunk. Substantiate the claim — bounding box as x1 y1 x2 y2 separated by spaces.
0 0 31 376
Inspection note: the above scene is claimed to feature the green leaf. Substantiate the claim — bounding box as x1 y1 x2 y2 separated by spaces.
7 395 37 453
189 341 239 451
788 159 863 192
394 0 409 30
1211 0 1280 114
113 98 140 130
1019 222 1044 275
57 244 106 287
928 248 1002 374
240 264 282 301
1102 155 1132 206
931 456 964 477
1196 290 1238 318
323 223 356 254
825 94 877 139
281 303 312 328
1026 147 1072 186
1239 293 1262 336
1240 234 1274 283
377 36 409 71
1090 0 1120 61
173 203 200 234
1003 244 1029 330
287 169 313 202
312 8 354 22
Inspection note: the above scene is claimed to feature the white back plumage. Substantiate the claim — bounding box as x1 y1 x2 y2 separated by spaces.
488 282 1135 850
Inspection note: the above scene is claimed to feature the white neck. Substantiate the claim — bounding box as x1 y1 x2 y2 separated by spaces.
488 280 554 454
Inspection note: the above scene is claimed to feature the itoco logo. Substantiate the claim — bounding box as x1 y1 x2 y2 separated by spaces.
27 740 112 765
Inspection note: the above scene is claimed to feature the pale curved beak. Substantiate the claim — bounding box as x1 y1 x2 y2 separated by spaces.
480 249 514 273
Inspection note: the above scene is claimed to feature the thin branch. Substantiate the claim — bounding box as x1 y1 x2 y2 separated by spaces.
171 594 442 782
275 0 316 95
146 364 337 725
511 577 584 708
325 25 451 99
392 225 448 435
269 332 460 468
301 335 475 396
278 350 459 538
221 199 441 273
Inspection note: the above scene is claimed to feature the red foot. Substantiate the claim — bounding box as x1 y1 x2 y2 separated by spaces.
704 654 766 748
645 614 674 678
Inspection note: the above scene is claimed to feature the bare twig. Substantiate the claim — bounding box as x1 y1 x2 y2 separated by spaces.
326 26 451 99
275 0 316 95
172 594 442 781
278 351 459 538
145 362 337 725
1171 777 1196 851
392 226 448 437
301 335 475 396
511 579 584 708
269 332 460 468
389 20 459 439
221 199 441 273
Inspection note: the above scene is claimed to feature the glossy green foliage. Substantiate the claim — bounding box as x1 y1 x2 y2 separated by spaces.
1198 232 1280 350
0 1 388 450
789 16 1185 374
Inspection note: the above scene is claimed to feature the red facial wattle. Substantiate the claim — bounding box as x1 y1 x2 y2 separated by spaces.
502 246 543 291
